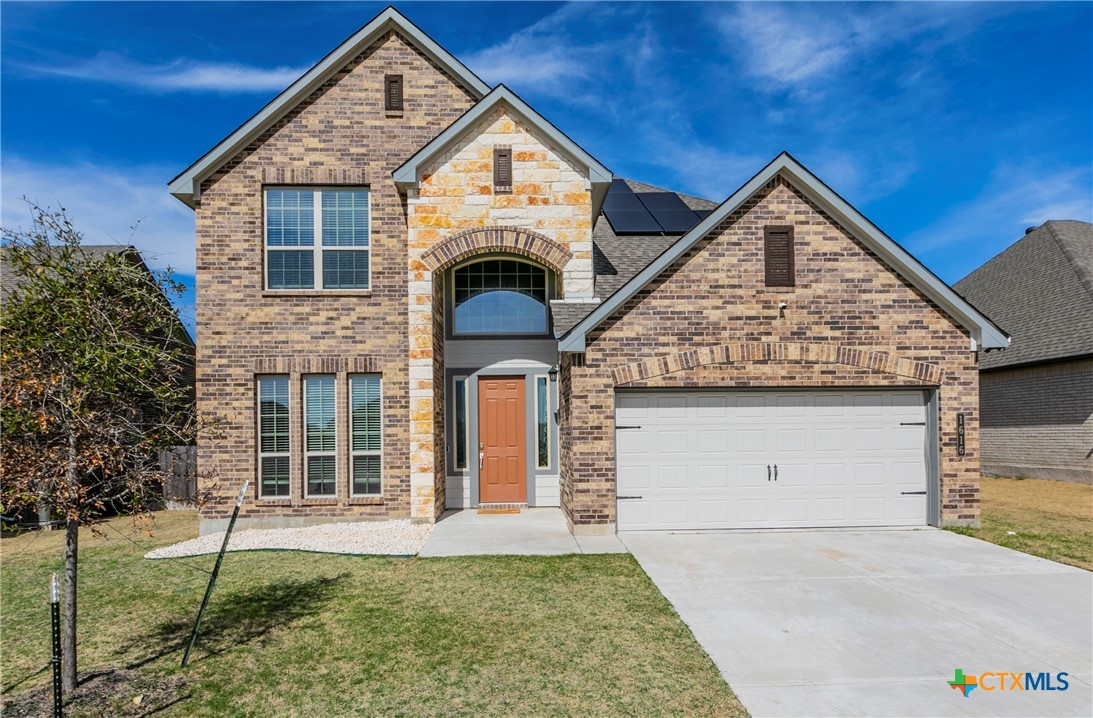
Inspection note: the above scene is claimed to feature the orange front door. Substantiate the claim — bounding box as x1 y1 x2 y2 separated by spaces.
478 376 527 503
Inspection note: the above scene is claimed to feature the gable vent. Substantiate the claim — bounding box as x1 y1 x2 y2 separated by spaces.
385 74 403 111
764 226 795 287
493 146 512 192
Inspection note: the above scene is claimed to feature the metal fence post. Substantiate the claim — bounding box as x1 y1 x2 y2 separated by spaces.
181 480 248 668
51 573 63 718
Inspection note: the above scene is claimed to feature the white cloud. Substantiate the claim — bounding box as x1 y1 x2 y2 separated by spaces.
463 3 639 95
714 2 997 96
903 163 1092 279
25 52 308 93
1 159 196 275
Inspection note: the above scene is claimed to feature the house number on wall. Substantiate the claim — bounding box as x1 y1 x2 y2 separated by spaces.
956 413 966 456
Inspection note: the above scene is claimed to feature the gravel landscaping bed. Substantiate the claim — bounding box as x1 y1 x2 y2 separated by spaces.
145 519 432 559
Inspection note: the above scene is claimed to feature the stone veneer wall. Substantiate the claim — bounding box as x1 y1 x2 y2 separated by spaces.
194 31 476 526
560 177 982 531
405 107 593 515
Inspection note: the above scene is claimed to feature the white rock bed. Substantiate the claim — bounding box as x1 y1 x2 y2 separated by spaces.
145 520 433 559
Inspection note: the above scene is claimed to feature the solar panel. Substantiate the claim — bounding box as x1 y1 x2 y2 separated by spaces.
604 191 645 212
604 209 661 234
636 192 690 212
650 209 701 233
694 209 713 219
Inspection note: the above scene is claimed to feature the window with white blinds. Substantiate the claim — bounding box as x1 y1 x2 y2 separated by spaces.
350 375 382 496
257 376 291 498
304 375 337 497
265 188 370 290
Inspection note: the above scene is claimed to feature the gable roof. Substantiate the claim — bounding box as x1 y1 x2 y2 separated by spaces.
1 244 195 348
558 152 1010 353
393 84 612 205
954 220 1093 370
168 6 491 208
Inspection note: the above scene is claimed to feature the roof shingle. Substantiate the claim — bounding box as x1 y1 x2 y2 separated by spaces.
954 220 1093 369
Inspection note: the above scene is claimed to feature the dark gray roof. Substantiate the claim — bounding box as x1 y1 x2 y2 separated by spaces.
954 221 1093 370
1 244 135 301
552 178 716 336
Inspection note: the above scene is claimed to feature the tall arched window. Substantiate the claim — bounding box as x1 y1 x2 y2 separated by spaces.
452 258 549 335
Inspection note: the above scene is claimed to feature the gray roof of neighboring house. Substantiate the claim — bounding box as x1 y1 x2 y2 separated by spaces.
0 244 195 348
551 178 718 337
1 244 134 300
954 220 1093 370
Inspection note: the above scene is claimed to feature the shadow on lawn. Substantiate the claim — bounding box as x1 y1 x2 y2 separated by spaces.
116 573 350 669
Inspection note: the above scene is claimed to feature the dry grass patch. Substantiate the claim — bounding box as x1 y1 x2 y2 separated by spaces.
1 512 745 717
948 476 1093 570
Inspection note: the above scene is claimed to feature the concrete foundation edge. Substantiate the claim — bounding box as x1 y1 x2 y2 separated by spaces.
199 514 413 536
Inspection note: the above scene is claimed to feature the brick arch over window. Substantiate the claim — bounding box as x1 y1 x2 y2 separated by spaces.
611 342 944 386
419 226 573 274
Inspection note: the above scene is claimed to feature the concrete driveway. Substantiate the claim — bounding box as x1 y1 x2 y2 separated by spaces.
623 529 1092 717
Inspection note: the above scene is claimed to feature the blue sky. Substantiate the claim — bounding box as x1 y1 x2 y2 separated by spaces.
2 1 1091 332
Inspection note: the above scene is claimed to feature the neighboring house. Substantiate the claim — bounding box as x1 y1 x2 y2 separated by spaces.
170 7 1007 536
954 221 1093 483
0 244 197 513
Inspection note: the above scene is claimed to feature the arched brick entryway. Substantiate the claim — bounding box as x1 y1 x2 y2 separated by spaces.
419 226 574 274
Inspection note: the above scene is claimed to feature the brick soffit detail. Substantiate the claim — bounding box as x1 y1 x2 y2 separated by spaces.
419 226 574 273
611 342 945 386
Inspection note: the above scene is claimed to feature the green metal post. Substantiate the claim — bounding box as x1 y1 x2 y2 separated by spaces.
181 480 248 667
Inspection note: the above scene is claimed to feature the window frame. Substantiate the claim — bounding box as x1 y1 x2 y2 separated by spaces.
263 187 372 292
452 375 469 472
302 375 338 498
534 374 550 470
349 374 384 497
256 375 291 499
446 256 555 339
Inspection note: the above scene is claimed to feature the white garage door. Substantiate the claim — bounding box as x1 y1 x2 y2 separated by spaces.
616 391 930 531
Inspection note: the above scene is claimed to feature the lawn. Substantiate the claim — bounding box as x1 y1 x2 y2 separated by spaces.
0 512 745 717
948 475 1093 570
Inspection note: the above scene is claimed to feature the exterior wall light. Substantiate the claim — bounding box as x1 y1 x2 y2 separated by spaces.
548 365 559 383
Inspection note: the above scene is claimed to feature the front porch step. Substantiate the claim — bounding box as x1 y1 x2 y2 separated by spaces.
476 503 526 515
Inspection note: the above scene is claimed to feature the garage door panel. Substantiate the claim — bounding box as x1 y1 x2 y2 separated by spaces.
616 390 930 531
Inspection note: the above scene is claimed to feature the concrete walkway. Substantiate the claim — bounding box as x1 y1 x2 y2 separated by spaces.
419 508 627 557
623 528 1092 718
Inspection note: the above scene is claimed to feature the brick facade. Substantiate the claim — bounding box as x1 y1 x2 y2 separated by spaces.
194 31 476 528
980 358 1093 483
560 177 982 531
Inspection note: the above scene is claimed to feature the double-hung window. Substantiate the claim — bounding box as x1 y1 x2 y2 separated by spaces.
304 375 337 497
350 375 383 495
257 376 291 498
265 188 370 290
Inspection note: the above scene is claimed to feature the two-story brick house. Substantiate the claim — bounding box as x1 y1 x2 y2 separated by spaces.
171 7 1007 536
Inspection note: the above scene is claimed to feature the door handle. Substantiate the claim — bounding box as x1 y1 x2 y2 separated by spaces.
479 452 484 471
774 464 778 481
767 465 771 481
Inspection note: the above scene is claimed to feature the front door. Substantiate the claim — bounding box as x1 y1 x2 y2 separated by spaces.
478 376 527 503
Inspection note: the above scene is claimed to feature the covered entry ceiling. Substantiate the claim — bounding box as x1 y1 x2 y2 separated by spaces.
616 390 930 531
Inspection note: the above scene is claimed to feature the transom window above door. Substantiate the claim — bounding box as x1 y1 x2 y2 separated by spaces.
452 259 549 335
265 188 370 290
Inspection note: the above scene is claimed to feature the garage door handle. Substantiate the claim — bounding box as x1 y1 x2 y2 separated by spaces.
618 496 644 500
774 464 778 481
901 491 927 495
767 465 771 481
900 422 926 426
616 425 642 430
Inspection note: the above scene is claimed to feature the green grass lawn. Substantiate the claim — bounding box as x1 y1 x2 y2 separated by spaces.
1 512 745 717
947 475 1093 571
